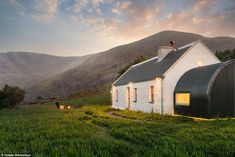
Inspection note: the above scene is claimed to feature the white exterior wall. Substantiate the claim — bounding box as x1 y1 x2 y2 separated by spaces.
112 79 163 113
162 42 220 115
112 84 128 110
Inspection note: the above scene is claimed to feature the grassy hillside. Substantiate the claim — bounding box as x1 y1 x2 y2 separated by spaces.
0 98 234 156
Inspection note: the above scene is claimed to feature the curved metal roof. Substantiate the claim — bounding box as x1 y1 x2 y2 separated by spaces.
113 45 192 86
174 60 235 95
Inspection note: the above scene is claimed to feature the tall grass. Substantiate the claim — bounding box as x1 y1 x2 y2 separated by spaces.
0 99 234 156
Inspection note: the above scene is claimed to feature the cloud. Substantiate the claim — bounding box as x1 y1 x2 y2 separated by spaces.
206 5 235 36
77 0 235 41
8 0 19 5
112 1 131 14
31 0 60 21
92 0 104 6
82 0 164 40
7 0 26 16
3 0 235 56
115 1 163 39
7 0 60 22
154 0 235 37
6 0 235 38
73 0 89 13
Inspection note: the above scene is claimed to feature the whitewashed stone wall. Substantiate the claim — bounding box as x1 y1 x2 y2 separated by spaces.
112 79 163 113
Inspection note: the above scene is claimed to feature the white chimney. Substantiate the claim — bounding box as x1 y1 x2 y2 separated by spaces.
157 41 176 62
157 46 174 62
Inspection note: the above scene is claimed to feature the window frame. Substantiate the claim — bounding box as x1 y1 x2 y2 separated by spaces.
115 90 118 102
133 88 137 102
149 86 154 103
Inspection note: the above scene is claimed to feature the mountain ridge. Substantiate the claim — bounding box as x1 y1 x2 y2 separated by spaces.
1 30 235 101
25 30 235 100
0 51 90 88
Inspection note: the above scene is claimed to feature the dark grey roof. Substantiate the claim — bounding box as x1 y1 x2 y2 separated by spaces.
174 60 235 95
114 46 192 86
174 62 222 95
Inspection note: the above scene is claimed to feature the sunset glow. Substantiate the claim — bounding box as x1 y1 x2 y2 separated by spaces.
0 0 234 56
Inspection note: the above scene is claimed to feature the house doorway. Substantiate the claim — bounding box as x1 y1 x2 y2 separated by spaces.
127 87 130 109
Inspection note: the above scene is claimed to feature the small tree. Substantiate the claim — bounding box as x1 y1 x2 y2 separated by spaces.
215 49 235 61
0 84 25 109
117 55 147 78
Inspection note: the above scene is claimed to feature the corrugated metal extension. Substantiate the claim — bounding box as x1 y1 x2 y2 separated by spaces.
174 60 235 118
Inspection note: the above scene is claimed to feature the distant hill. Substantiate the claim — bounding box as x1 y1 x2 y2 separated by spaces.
0 52 89 88
25 30 235 100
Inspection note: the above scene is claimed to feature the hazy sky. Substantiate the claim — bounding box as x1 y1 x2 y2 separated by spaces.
0 0 235 56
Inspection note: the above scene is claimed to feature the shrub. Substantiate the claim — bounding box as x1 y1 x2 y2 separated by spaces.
37 96 43 101
0 84 25 109
85 110 94 115
215 49 235 61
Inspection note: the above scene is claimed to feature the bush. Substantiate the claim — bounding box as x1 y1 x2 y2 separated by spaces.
0 84 25 109
85 110 94 115
215 49 235 61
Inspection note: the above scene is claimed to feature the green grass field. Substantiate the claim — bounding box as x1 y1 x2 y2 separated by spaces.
0 94 235 157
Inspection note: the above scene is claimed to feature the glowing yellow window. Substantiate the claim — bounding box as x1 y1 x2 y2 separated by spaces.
175 93 190 106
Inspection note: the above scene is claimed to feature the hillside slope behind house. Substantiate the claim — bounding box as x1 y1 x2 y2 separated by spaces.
0 52 90 88
26 30 235 100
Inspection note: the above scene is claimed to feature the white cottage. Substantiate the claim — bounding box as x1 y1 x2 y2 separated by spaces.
111 40 221 115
